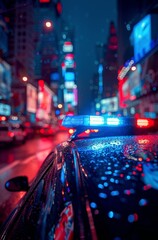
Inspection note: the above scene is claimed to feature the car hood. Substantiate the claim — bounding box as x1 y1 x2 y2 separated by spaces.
73 134 158 239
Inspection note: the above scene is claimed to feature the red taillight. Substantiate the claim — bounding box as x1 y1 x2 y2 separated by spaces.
40 129 44 134
0 116 6 121
48 129 53 134
136 118 154 128
8 131 14 137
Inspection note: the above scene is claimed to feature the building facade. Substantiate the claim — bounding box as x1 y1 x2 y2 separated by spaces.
117 0 158 118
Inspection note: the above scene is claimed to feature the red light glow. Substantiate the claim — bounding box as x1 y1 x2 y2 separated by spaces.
38 80 44 91
56 2 62 14
136 119 154 128
65 54 74 60
0 116 6 121
8 131 14 137
39 0 50 2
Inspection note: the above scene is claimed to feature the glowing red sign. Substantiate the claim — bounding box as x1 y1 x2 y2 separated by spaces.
39 0 50 3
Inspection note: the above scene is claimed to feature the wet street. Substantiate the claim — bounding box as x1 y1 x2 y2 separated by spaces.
0 131 69 227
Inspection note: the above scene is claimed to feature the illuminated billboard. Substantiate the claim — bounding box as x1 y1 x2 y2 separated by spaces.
119 64 141 107
65 59 75 68
133 15 151 62
119 50 158 109
63 41 73 52
101 97 118 113
129 64 142 99
122 78 130 101
27 84 37 113
63 88 77 106
65 82 75 89
65 72 75 81
0 103 11 116
133 14 158 62
36 80 54 121
64 89 74 103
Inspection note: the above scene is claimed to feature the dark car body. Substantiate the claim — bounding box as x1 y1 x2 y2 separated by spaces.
1 116 158 239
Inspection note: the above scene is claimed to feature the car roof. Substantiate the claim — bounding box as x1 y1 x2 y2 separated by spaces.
71 134 158 239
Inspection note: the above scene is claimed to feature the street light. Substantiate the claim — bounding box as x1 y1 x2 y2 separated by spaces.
45 21 52 28
44 20 54 31
22 76 28 82
58 103 63 109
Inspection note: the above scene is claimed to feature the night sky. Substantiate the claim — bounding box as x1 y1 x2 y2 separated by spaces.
62 0 117 114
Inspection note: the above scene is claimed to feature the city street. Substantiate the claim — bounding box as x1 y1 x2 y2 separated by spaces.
0 131 69 227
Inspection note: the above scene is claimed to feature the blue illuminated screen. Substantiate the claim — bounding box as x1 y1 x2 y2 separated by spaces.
64 72 75 81
133 15 151 62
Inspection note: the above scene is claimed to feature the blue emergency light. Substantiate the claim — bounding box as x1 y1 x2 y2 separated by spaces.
62 115 124 128
62 115 156 139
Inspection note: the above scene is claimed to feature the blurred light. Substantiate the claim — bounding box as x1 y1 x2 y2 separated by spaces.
90 116 104 126
22 76 28 82
131 66 136 71
11 116 18 120
56 2 62 15
65 54 74 60
0 116 6 121
69 128 75 134
50 72 59 81
106 117 120 126
39 0 50 2
65 82 75 89
0 103 11 116
55 109 60 116
85 129 90 134
63 41 73 52
45 21 52 28
118 59 134 80
136 118 154 128
58 104 63 109
98 64 103 73
126 24 131 31
38 80 44 91
64 72 75 81
8 131 14 137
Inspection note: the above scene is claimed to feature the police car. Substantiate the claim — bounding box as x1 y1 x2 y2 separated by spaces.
0 115 158 240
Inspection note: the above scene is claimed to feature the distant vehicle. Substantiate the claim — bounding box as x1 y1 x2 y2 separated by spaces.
1 115 158 239
39 124 58 136
11 124 27 143
0 122 26 145
0 123 14 144
22 122 35 139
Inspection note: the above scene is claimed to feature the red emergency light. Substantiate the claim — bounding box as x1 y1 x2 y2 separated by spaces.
136 118 154 128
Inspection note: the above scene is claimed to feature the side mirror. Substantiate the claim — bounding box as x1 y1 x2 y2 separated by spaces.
5 176 29 192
